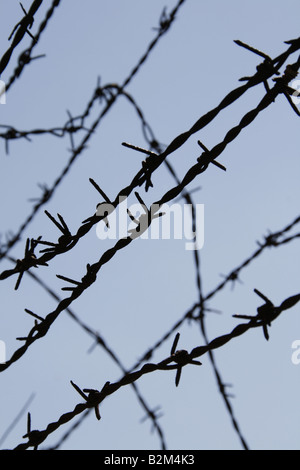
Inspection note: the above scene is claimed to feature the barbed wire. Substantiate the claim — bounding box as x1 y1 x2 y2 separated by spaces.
0 120 90 155
2 0 62 94
2 60 299 448
0 38 299 380
131 212 300 371
0 0 188 262
1 1 299 451
1 41 299 279
3 254 167 449
118 92 249 449
0 0 44 76
12 291 300 450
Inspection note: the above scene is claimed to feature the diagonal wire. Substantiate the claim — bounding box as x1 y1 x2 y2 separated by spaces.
1 57 299 373
0 0 188 263
13 291 300 449
4 0 62 93
5 255 167 449
0 0 44 75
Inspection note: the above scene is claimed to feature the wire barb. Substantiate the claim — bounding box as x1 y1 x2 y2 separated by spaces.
1 13 300 451
197 140 227 172
233 289 300 341
70 380 110 421
14 237 46 290
170 333 202 386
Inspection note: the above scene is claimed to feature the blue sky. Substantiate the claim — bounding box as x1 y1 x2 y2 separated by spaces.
0 0 300 450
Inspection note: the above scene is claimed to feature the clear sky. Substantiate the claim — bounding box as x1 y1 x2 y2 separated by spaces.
0 0 300 450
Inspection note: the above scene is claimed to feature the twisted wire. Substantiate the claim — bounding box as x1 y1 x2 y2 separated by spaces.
0 0 187 262
4 0 62 93
0 0 44 75
0 6 299 448
1 55 299 373
13 291 300 450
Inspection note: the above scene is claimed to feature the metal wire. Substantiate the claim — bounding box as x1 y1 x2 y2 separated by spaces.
0 0 299 451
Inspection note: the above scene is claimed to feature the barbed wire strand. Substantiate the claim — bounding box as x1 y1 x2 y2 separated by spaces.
121 104 249 449
0 0 188 262
3 90 300 449
130 213 300 372
0 392 35 448
0 0 44 76
0 10 299 448
1 56 299 373
13 291 300 449
3 0 62 94
5 256 167 450
1 47 299 283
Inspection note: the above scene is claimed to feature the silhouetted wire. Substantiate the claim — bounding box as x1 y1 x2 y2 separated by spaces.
116 103 249 449
1 47 299 283
0 0 44 75
0 0 188 263
1 55 299 371
13 291 300 449
4 0 62 93
7 257 167 450
3 39 299 272
205 214 300 301
44 409 91 450
0 3 299 449
0 392 35 448
126 213 300 450
132 212 300 369
5 140 300 449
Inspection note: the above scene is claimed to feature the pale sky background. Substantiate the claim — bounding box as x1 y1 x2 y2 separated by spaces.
0 0 300 450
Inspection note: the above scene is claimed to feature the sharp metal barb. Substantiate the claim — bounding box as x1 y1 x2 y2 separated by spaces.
1 15 300 452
